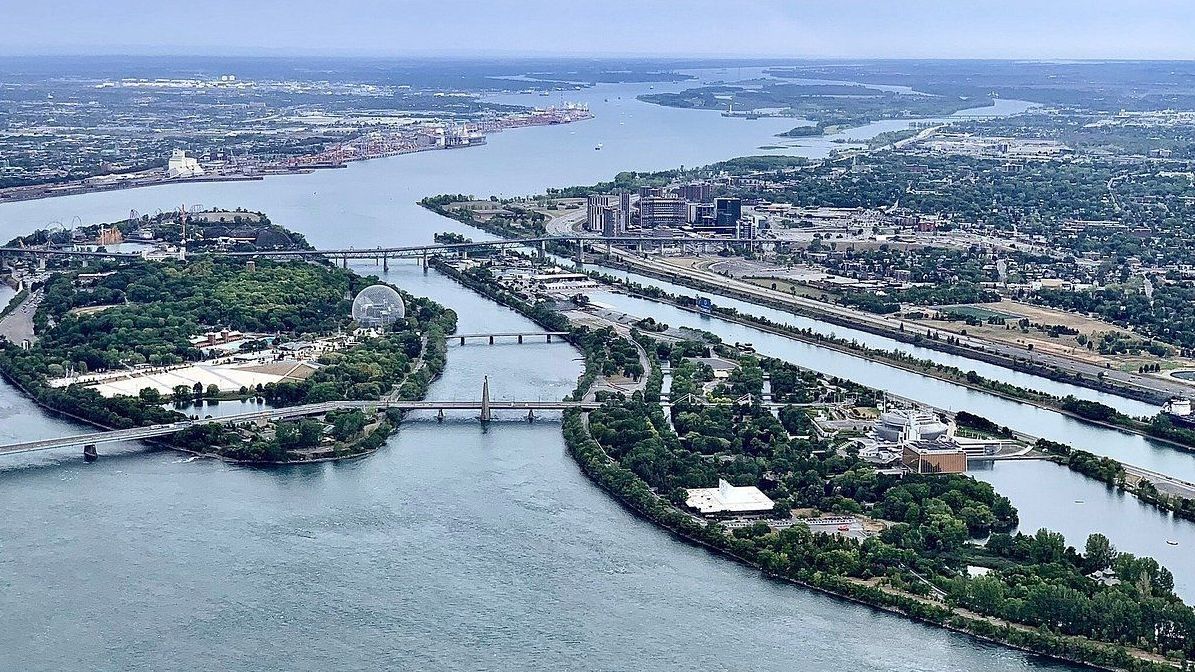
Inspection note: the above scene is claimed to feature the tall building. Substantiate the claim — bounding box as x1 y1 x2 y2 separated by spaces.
638 186 664 198
689 202 716 227
599 206 624 237
676 181 713 202
714 197 742 228
586 194 619 231
638 196 687 228
619 191 632 227
736 217 756 240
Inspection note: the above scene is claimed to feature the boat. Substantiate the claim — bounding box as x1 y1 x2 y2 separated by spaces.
594 144 603 151
1167 539 1179 546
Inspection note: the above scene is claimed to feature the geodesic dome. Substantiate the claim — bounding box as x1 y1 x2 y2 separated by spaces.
351 284 406 327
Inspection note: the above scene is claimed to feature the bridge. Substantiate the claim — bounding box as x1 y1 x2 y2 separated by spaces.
451 331 569 344
0 234 784 270
0 378 599 459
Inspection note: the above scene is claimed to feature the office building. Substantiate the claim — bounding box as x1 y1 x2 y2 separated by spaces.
714 197 742 228
689 202 716 227
638 196 687 228
599 205 625 237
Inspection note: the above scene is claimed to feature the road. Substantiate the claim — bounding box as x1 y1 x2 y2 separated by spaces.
545 207 588 236
0 289 40 344
0 398 603 457
598 247 1192 402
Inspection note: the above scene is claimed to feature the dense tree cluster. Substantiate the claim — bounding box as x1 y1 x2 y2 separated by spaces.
568 334 1195 665
0 256 456 459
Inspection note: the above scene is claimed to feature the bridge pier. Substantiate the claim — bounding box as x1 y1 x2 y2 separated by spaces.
83 444 97 462
488 335 494 345
459 336 466 345
421 253 428 273
436 408 445 423
517 334 523 343
383 255 389 272
546 334 553 343
480 376 491 424
342 255 348 269
527 409 535 423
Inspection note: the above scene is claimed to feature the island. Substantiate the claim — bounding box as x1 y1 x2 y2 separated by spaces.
0 209 456 463
426 241 1195 672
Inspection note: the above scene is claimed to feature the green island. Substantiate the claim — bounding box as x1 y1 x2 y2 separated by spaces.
0 215 455 463
638 81 994 127
430 253 1195 671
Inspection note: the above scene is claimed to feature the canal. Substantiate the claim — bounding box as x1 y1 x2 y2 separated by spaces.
588 288 1195 598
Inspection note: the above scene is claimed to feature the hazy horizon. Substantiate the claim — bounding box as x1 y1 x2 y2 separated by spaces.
2 0 1193 60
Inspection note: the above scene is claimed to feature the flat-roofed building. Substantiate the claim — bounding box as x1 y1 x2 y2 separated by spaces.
639 196 687 228
685 479 774 516
902 441 967 474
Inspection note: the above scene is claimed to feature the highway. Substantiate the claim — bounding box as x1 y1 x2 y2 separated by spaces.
596 246 1193 401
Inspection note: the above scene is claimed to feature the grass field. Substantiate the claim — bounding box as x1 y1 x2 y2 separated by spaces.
935 304 1022 321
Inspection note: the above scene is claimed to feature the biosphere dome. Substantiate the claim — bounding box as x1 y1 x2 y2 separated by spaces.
351 284 406 327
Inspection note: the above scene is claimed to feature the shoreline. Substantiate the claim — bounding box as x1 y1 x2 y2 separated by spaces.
607 284 1195 451
427 257 1172 672
0 257 454 466
591 252 1173 405
0 112 593 206
417 200 1177 406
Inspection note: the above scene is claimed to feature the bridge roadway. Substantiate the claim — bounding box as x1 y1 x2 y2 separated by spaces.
452 331 569 344
0 235 775 262
0 398 601 457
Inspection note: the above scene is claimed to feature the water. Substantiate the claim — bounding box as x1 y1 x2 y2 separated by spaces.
0 262 1083 671
971 460 1190 583
0 68 1121 670
589 289 1195 599
594 268 1156 416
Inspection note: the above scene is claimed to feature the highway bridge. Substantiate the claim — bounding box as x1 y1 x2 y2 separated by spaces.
0 394 600 458
0 234 780 267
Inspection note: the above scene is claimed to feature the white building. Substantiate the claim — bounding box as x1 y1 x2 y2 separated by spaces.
166 149 205 178
686 479 774 515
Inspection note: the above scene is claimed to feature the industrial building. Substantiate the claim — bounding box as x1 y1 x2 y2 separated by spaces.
166 149 204 178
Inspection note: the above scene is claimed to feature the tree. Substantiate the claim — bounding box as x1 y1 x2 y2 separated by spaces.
192 381 203 399
206 384 220 398
138 387 163 404
1084 533 1116 572
1028 528 1067 564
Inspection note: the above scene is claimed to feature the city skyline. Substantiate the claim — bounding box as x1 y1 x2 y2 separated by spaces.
2 0 1194 60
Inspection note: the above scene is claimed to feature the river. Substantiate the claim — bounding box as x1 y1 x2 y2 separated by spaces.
0 67 1149 670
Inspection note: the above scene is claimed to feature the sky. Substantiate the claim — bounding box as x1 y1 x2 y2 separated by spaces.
1 0 1193 60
